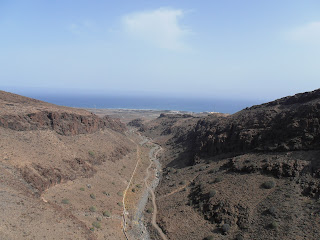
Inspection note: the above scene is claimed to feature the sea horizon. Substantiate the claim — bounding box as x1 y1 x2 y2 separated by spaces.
24 93 264 114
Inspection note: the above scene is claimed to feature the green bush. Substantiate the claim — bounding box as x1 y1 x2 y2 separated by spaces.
204 236 214 240
214 176 223 183
88 151 95 157
179 180 186 185
117 202 123 207
146 207 153 213
103 211 111 217
199 166 206 171
117 191 123 197
221 224 230 233
209 190 216 198
269 221 278 229
136 184 142 188
262 180 275 189
61 199 70 204
267 206 276 215
132 188 136 192
89 206 97 212
90 194 96 199
92 221 101 229
236 234 244 240
80 187 85 191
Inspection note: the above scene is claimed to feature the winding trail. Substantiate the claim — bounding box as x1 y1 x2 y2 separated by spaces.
122 130 168 240
144 146 168 240
159 175 199 200
122 135 141 240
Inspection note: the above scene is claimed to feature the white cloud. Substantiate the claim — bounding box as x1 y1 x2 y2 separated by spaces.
122 8 192 50
288 21 320 44
68 20 96 35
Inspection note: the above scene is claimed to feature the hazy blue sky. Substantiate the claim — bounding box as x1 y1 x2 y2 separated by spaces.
1 0 319 101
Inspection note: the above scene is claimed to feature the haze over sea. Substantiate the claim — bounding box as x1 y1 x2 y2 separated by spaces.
29 94 262 114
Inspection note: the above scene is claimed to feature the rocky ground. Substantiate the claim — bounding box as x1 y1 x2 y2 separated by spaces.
131 89 320 240
0 91 144 240
2 89 320 240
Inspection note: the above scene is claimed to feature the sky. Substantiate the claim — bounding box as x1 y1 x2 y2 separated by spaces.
0 0 320 102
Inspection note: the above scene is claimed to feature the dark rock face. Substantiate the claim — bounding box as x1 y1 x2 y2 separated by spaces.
128 118 144 128
191 89 320 158
0 111 126 135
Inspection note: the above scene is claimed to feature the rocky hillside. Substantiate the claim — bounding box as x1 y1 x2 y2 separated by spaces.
138 89 320 240
0 91 136 240
0 90 126 135
190 89 320 159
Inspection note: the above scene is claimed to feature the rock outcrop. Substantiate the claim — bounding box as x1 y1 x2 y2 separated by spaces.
0 90 126 135
0 111 125 135
190 89 320 158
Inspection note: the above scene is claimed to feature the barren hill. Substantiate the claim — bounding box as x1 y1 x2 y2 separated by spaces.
0 91 125 135
0 91 137 240
136 89 320 240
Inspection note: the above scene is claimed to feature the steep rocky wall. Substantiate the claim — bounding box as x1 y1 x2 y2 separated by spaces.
0 111 126 135
188 89 320 159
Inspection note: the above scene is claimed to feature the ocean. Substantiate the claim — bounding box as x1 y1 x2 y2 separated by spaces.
31 94 262 114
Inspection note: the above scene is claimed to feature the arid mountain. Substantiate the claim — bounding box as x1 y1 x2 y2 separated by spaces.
0 91 125 135
0 91 138 240
137 89 320 240
2 89 320 240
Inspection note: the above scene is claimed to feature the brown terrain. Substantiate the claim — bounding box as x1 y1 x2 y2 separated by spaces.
0 91 153 240
129 88 320 240
1 89 320 240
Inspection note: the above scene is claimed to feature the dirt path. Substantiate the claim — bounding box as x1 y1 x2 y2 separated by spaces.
123 130 168 240
144 145 168 240
122 134 142 240
159 175 200 200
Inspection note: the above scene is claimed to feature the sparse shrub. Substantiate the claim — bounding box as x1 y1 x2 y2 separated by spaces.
92 221 101 229
267 206 276 215
236 234 244 240
262 180 275 189
112 182 115 185
221 224 230 233
204 236 214 240
90 227 95 231
102 191 107 195
269 221 278 230
80 187 85 191
88 151 95 157
214 176 223 183
117 202 123 207
136 184 142 188
90 194 96 199
146 207 153 213
199 202 204 210
209 190 216 198
61 199 70 204
103 211 111 217
96 216 102 221
132 188 136 192
200 166 206 171
180 180 186 185
89 206 97 212
117 191 123 196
